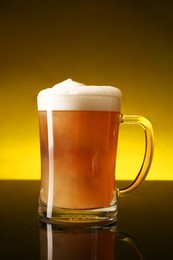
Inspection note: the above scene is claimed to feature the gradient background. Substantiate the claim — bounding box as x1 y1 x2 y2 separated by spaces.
0 0 172 180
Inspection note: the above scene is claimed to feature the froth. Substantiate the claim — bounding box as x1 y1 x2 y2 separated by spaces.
37 79 121 111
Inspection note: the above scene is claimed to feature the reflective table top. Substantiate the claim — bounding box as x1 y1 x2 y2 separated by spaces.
0 181 172 259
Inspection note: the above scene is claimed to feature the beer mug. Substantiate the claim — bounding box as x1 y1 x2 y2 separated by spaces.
37 79 153 225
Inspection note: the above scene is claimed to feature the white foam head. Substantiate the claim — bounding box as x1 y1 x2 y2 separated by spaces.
37 79 121 111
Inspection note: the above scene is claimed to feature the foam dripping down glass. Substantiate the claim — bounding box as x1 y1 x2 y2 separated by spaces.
37 79 154 225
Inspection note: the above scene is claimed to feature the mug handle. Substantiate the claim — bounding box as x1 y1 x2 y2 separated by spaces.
117 115 154 198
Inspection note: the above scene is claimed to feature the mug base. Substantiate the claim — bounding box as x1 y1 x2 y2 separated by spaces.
38 201 117 227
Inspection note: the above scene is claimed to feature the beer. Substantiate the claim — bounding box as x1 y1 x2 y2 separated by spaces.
39 110 120 209
38 78 121 219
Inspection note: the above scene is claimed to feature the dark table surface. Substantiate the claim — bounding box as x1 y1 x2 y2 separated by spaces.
0 181 172 260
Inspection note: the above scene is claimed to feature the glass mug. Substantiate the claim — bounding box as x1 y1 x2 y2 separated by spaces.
39 221 145 260
37 79 154 225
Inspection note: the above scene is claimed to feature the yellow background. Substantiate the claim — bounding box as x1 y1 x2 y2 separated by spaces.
0 1 173 180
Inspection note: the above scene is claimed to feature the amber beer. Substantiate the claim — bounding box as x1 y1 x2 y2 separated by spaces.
39 110 120 209
38 78 122 222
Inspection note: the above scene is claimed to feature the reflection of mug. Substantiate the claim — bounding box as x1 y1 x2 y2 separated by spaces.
39 221 145 260
37 79 154 224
